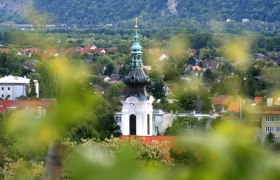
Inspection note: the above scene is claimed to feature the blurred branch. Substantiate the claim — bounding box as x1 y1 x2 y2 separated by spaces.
45 143 65 180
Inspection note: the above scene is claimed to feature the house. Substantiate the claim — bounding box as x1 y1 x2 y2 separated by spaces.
254 53 270 62
251 98 280 142
242 19 250 23
110 74 121 82
159 54 169 61
226 19 231 23
103 76 111 82
164 84 175 96
212 96 229 114
0 48 10 53
0 75 39 100
22 60 38 72
255 97 265 104
18 48 40 57
200 60 219 70
143 66 152 71
192 66 202 71
79 45 116 55
227 101 240 118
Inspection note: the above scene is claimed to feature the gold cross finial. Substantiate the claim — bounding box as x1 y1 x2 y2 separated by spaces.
135 17 138 29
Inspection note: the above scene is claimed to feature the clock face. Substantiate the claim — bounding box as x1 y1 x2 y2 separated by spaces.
126 96 138 107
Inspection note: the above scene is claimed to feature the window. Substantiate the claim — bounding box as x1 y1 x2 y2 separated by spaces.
276 127 280 133
276 117 280 122
155 126 159 133
7 87 10 90
114 116 121 123
1 95 3 98
1 87 3 90
265 127 274 132
266 117 274 122
253 116 262 121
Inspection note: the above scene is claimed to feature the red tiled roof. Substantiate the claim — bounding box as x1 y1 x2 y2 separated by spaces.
22 48 40 53
192 66 202 71
0 48 10 53
228 102 240 113
0 100 54 112
120 135 175 147
255 97 264 103
212 97 229 105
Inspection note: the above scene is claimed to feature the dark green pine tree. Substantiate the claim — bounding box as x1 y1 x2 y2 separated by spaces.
151 80 166 100
28 79 37 98
265 132 276 145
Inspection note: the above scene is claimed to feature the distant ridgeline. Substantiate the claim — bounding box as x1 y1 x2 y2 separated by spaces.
1 0 280 30
35 0 280 26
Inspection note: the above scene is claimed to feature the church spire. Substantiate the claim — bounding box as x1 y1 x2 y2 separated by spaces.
130 17 143 68
123 18 150 101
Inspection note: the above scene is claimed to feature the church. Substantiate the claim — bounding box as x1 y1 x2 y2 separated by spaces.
119 19 154 136
116 19 173 136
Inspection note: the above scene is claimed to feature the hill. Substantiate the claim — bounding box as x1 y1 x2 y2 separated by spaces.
0 0 33 23
1 0 280 28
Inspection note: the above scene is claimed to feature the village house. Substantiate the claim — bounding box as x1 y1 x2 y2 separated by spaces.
252 97 280 142
0 75 39 100
79 45 116 55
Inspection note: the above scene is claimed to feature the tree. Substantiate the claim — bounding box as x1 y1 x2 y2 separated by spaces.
202 68 216 85
178 91 198 111
96 100 121 139
170 148 199 166
27 79 37 98
149 79 166 100
265 132 276 145
36 62 59 98
104 62 115 76
187 56 196 66
69 122 100 142
104 83 126 111
0 52 26 76
164 116 207 136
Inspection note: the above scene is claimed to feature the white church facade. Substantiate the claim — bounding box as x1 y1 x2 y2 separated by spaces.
120 96 154 136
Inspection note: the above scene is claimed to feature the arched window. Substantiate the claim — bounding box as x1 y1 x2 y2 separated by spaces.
147 114 150 135
129 114 136 135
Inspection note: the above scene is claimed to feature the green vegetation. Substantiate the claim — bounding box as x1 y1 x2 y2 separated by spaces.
32 0 280 28
164 116 208 135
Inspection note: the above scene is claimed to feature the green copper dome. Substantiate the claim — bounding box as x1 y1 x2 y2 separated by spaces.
131 31 142 52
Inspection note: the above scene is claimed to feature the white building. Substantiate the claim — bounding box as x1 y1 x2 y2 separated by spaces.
0 75 39 100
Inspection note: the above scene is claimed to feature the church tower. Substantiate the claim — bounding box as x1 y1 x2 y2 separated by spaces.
120 18 154 136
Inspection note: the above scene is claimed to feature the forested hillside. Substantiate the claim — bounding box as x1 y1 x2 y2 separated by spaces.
1 0 280 28
33 0 280 25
